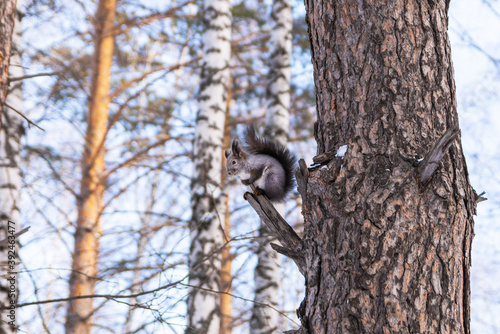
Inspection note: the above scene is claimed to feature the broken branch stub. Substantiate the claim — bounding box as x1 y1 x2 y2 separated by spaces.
417 126 459 185
244 191 306 276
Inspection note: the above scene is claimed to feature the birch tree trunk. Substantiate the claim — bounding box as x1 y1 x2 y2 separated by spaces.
65 0 116 333
0 0 17 129
250 0 292 332
187 0 231 332
295 0 476 332
0 1 22 332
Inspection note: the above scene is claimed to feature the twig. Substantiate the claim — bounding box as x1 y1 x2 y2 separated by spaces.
0 226 31 247
9 72 61 82
4 102 45 131
475 191 487 203
14 278 181 308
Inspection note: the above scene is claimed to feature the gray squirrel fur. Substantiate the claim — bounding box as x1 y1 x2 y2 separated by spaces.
225 126 296 202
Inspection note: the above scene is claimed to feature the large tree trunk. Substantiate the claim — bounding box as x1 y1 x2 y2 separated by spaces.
187 0 231 332
297 0 476 333
0 1 22 332
0 0 17 129
65 0 116 333
251 0 293 332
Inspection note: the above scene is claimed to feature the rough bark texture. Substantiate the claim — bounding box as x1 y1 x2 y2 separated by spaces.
65 0 116 333
0 1 22 332
0 0 17 129
251 0 293 332
298 0 476 333
187 0 231 332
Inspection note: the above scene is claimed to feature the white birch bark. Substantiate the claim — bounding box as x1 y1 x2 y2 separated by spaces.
251 0 292 332
187 0 231 332
263 0 292 145
0 1 23 332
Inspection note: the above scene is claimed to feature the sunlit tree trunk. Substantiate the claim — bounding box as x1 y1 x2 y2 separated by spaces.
0 1 22 332
187 0 231 332
296 0 476 332
65 0 116 333
250 0 292 333
219 81 233 334
219 195 232 334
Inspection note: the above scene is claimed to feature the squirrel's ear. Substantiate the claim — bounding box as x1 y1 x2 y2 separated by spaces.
224 149 231 158
231 139 245 158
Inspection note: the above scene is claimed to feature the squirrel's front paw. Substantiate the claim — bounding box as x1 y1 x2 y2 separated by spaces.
243 188 269 201
253 187 268 198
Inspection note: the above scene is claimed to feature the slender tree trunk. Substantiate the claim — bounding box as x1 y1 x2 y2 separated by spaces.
263 0 292 146
251 0 292 333
187 0 231 332
219 79 233 334
219 194 232 334
0 0 17 129
296 0 476 333
0 1 22 332
65 0 116 333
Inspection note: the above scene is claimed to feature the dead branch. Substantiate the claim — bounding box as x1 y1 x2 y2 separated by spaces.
475 191 487 203
244 189 306 275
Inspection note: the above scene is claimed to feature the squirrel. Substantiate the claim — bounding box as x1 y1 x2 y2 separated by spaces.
225 126 297 202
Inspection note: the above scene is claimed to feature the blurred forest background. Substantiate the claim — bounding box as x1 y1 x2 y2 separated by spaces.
3 0 499 332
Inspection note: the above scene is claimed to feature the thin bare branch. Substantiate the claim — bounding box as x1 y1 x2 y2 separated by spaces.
4 102 45 131
0 227 30 247
9 71 60 82
111 0 195 36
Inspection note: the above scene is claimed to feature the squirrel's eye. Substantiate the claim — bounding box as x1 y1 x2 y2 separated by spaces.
232 160 236 165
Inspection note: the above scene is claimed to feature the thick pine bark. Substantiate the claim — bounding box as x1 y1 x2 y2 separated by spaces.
251 0 293 332
297 0 476 333
65 0 116 333
187 0 231 332
0 1 22 332
0 0 17 129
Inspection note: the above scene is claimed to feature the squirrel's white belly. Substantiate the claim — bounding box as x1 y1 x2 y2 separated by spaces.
238 170 251 180
253 167 270 189
254 177 266 189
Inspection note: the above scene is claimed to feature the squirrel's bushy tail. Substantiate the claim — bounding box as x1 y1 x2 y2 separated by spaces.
243 125 297 196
